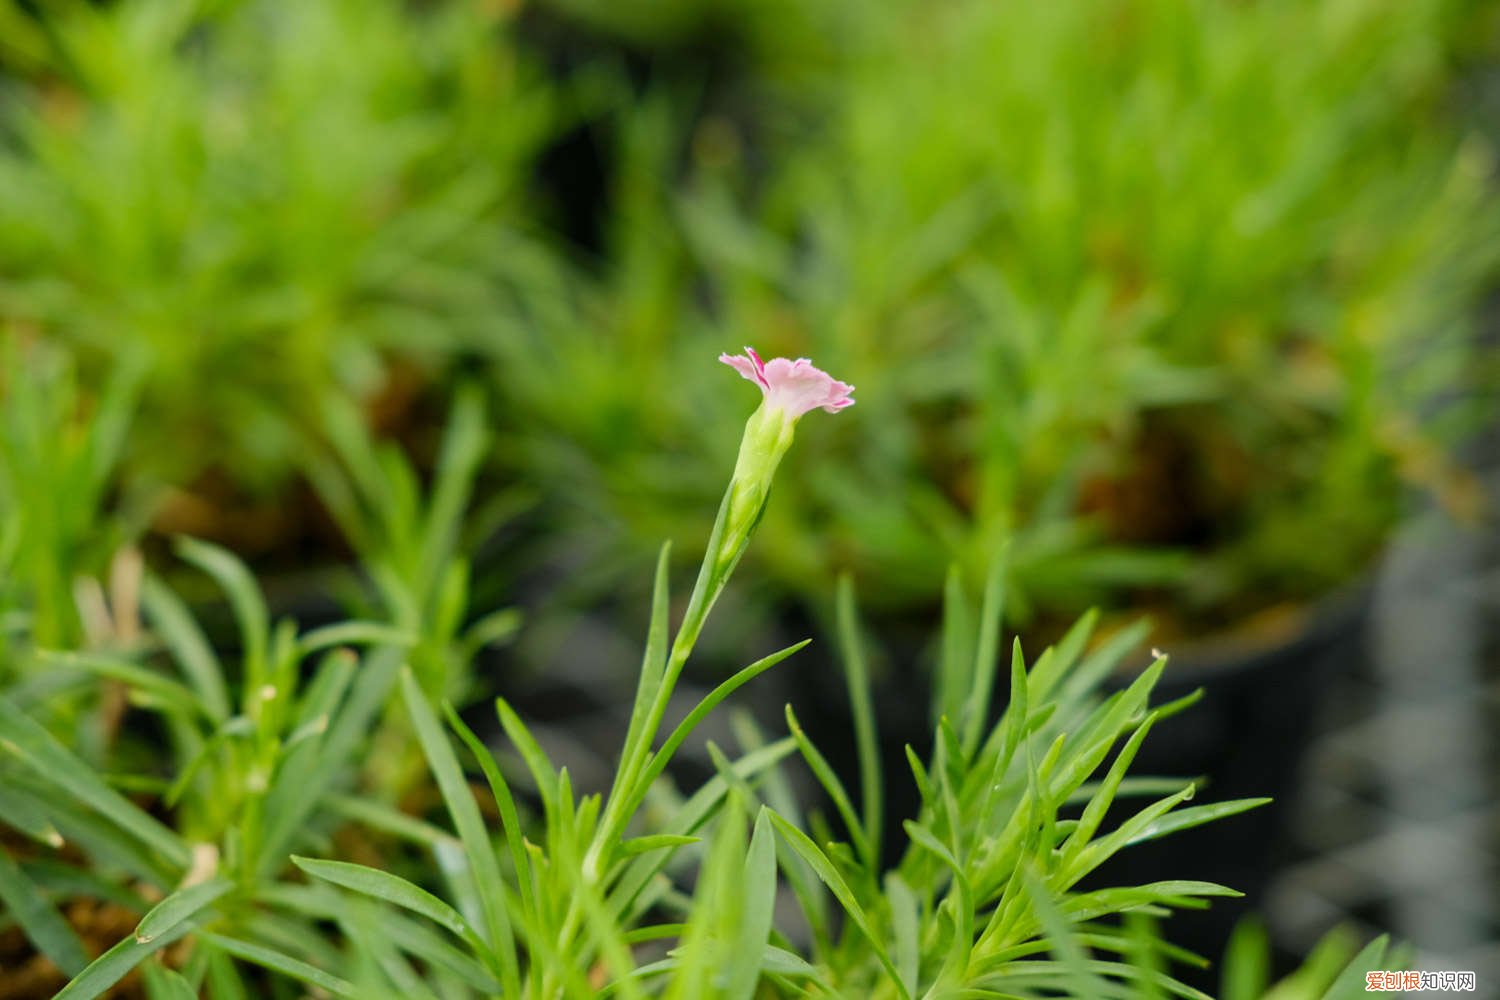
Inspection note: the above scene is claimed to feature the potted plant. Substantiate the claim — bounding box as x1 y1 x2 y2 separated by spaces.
0 0 558 561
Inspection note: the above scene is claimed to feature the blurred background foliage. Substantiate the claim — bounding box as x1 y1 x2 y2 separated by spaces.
1 0 1498 650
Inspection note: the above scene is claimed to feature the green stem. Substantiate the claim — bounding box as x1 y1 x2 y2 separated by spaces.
548 477 758 997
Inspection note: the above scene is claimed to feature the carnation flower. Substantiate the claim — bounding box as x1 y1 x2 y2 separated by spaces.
712 347 854 579
719 346 855 418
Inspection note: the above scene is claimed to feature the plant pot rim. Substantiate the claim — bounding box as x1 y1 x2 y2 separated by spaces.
1136 579 1372 685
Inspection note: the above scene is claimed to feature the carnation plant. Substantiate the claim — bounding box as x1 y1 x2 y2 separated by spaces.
3 352 1401 997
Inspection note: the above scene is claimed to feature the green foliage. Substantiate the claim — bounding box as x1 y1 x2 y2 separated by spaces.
0 2 1469 994
307 384 523 702
0 337 142 653
0 395 1414 998
0 0 556 493
1220 918 1412 1000
499 0 1499 626
263 533 1270 997
0 539 414 996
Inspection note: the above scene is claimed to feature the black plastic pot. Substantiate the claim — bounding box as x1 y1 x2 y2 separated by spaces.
1085 588 1371 984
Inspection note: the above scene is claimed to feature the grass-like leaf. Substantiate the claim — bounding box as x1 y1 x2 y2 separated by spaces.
784 702 873 871
766 809 911 1000
836 575 883 869
296 621 417 657
258 645 402 876
54 915 199 1000
0 843 89 975
631 639 812 818
292 857 482 947
134 877 233 944
444 703 537 923
174 537 268 698
722 807 778 1000
400 668 520 995
198 931 358 998
141 963 197 1000
962 544 1009 757
141 574 230 723
609 738 795 923
0 694 188 871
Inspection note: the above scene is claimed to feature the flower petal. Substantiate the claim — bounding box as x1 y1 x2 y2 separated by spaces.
762 357 855 418
721 347 853 418
720 349 769 391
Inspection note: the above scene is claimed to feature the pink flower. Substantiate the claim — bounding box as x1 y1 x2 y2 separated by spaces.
719 346 855 418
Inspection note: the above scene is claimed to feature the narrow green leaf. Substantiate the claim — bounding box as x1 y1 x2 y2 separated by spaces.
296 622 417 658
766 810 911 1000
174 537 267 697
905 820 975 982
326 794 454 849
570 863 649 1000
1031 609 1098 701
669 793 749 1000
615 542 672 796
36 651 206 721
631 640 811 817
762 944 822 978
936 566 974 731
784 702 872 868
1058 618 1151 706
1072 785 1197 876
291 857 480 946
141 575 230 723
420 383 488 589
135 878 234 944
460 607 523 659
609 739 795 922
1063 713 1159 870
886 873 920 996
1065 776 1193 805
444 704 535 922
836 575 883 869
905 744 933 807
401 670 519 995
1220 917 1270 1000
292 649 357 732
1325 934 1394 1000
142 963 197 1000
198 931 357 998
1126 798 1272 847
728 712 829 949
1059 882 1242 925
11 784 173 887
0 781 64 847
973 638 1030 844
204 948 251 1000
55 918 197 1000
1020 867 1112 996
494 696 558 806
963 544 1009 757
377 909 505 994
619 834 700 857
259 646 402 875
722 808 778 1000
0 695 188 869
0 844 88 975
17 858 145 913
